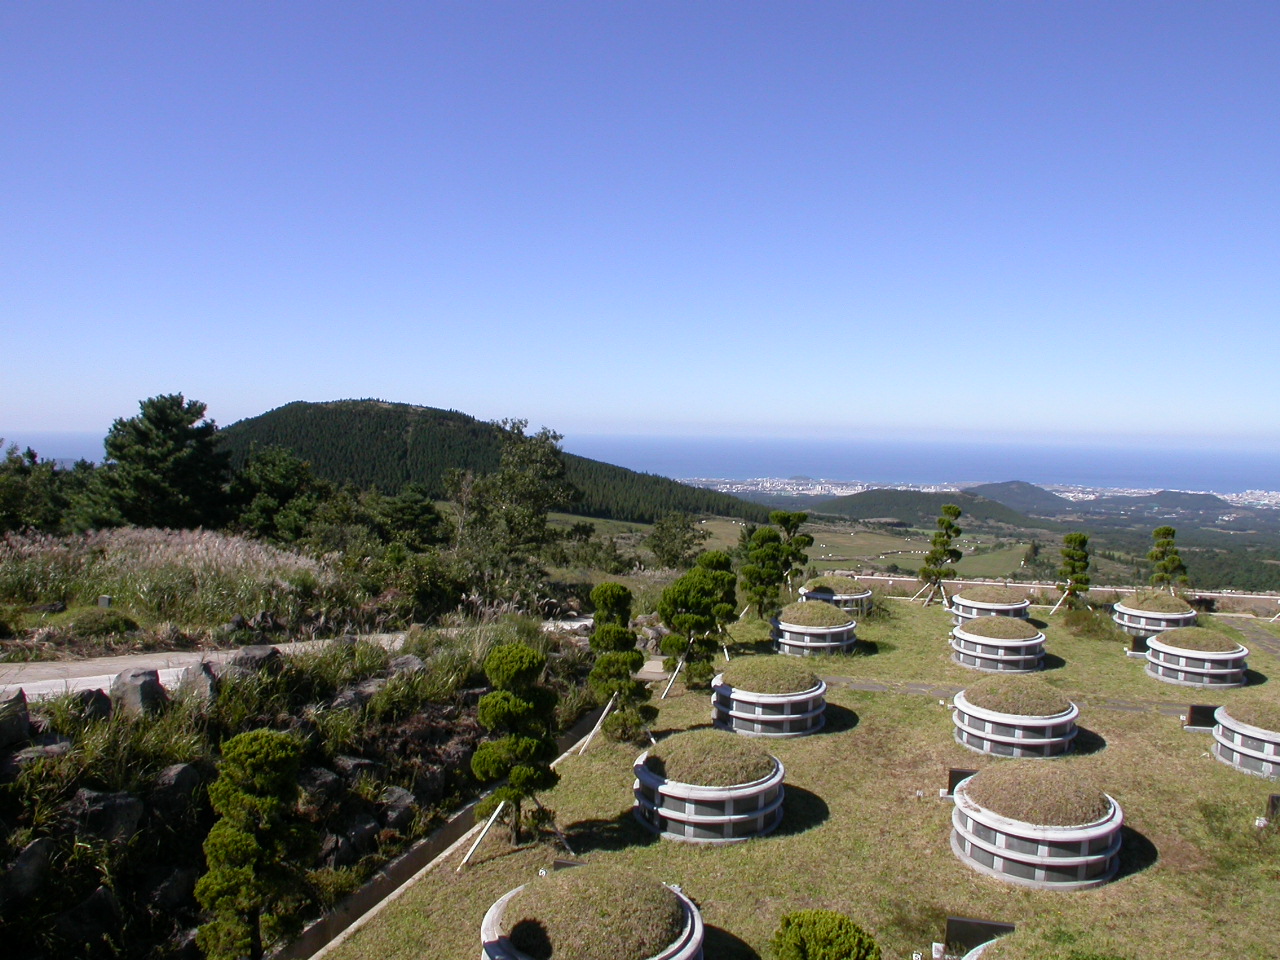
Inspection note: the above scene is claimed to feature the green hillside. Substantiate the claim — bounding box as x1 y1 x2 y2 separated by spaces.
816 488 1055 529
966 480 1074 516
218 400 770 525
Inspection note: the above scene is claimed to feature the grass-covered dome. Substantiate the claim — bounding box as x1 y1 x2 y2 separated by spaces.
645 728 777 786
954 586 1025 605
721 656 820 694
802 575 869 594
777 600 853 628
1157 627 1241 652
964 763 1110 827
1224 700 1280 734
957 617 1040 640
502 865 685 960
1122 591 1194 614
963 674 1072 717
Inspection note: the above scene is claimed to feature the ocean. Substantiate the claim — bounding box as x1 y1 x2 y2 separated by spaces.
562 435 1280 494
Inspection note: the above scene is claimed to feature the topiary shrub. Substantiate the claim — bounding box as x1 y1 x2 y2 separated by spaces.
69 608 140 638
772 909 881 960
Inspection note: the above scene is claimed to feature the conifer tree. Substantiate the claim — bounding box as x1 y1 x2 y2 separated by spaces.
1149 525 1188 591
1059 532 1092 603
586 582 655 741
918 504 962 604
658 552 737 687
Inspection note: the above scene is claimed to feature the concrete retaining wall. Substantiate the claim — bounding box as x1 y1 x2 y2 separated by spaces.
950 596 1031 626
633 752 785 843
481 882 705 960
951 777 1122 890
950 624 1045 673
772 617 857 656
952 690 1078 758
798 586 873 615
711 674 826 737
1112 602 1197 639
1145 637 1248 687
1212 707 1280 779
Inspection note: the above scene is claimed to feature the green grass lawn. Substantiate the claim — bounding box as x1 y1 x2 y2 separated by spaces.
327 603 1280 960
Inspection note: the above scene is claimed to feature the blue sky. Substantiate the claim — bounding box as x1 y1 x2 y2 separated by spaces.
3 2 1279 457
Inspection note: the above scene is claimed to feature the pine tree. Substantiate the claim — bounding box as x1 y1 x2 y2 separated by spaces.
658 553 737 687
1148 525 1188 592
1059 532 1092 603
918 504 962 604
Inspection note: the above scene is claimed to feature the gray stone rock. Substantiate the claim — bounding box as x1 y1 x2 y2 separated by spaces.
388 654 426 675
0 689 31 752
380 786 416 832
208 662 254 683
346 812 380 853
320 832 357 868
247 610 282 633
3 836 55 900
299 766 342 802
230 645 281 672
29 600 66 614
169 927 203 960
55 884 120 944
176 662 218 705
109 668 169 718
71 788 144 842
333 755 382 780
331 677 386 711
74 688 112 722
152 763 201 812
149 867 198 910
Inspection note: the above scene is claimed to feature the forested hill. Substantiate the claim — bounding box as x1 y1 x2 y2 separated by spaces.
817 488 1055 529
218 400 771 525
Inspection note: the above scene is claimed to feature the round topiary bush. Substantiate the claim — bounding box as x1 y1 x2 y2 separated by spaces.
69 608 140 638
772 909 881 960
498 866 688 960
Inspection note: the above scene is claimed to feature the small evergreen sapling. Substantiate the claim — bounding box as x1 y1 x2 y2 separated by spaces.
771 909 882 960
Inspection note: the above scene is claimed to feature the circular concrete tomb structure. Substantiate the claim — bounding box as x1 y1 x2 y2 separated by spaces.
951 615 1046 673
634 729 784 843
481 865 705 960
1145 627 1248 688
949 586 1031 626
798 575 873 615
953 675 1078 757
1212 703 1280 779
951 764 1122 891
712 657 826 737
1112 591 1198 640
772 600 857 656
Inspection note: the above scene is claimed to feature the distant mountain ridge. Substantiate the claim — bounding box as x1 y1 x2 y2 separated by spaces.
815 488 1056 529
966 481 1075 516
218 400 771 525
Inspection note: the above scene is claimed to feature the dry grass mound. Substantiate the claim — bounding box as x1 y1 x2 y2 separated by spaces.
964 763 1110 827
954 586 1025 605
1157 627 1240 652
803 576 869 595
964 675 1072 717
778 601 853 628
1123 591 1194 614
958 617 1040 640
502 866 685 960
721 656 820 694
646 728 777 786
1225 700 1280 734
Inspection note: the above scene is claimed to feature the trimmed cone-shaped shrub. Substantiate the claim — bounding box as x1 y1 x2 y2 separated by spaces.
772 909 881 960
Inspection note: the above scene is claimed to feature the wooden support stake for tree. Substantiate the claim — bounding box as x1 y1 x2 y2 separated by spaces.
1049 587 1070 616
723 644 731 661
938 582 950 606
457 800 505 871
661 655 686 699
910 582 930 602
531 795 575 856
578 693 617 755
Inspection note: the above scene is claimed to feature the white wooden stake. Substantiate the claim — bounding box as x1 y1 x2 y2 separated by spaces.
910 582 930 602
722 644 731 661
457 800 505 871
660 655 686 699
578 693 617 755
1049 588 1070 616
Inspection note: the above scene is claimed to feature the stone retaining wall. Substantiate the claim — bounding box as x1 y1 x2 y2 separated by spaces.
1212 707 1280 779
952 690 1078 757
950 624 1045 673
480 881 705 960
711 674 826 737
633 752 785 843
950 777 1123 890
1145 637 1248 687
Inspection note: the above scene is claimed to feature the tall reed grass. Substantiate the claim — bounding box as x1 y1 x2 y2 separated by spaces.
0 528 368 628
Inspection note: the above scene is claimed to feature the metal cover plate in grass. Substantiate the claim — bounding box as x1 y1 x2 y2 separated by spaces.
1224 700 1280 734
958 617 1040 640
963 675 1071 717
803 576 868 594
954 586 1025 605
777 600 853 628
964 763 1110 827
721 656 820 694
502 865 685 960
1123 591 1194 614
1157 627 1240 652
646 728 777 786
